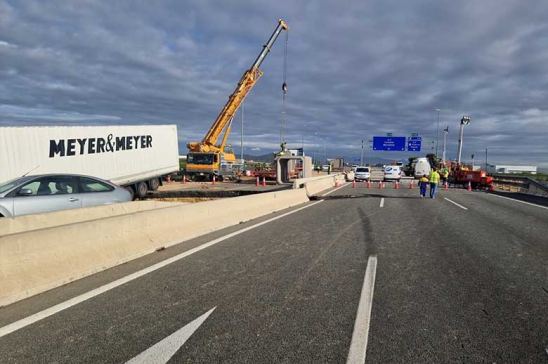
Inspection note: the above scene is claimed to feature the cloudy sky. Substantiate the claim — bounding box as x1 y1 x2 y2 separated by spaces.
1 0 547 166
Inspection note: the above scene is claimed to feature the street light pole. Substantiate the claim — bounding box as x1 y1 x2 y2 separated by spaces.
360 139 364 166
435 108 441 157
457 116 471 165
240 102 244 164
442 126 448 162
485 148 488 171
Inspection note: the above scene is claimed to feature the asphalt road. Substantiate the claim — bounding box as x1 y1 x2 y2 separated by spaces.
0 183 547 363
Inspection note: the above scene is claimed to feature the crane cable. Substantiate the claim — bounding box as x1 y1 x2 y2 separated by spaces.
280 29 288 147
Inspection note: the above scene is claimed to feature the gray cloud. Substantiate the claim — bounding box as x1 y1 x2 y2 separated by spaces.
0 0 547 167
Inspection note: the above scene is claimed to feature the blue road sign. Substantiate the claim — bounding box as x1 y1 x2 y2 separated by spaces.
407 136 422 152
372 136 406 151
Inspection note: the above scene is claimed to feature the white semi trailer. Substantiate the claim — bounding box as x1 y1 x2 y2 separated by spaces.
0 125 179 198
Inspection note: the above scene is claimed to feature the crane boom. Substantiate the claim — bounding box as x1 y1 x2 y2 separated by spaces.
187 19 288 153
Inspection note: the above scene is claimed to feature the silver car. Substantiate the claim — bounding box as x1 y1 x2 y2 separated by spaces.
0 174 132 218
354 167 371 181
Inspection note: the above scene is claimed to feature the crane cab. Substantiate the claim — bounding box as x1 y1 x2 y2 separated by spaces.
186 151 239 181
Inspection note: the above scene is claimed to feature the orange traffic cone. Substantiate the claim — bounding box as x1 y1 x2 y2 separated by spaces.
378 181 382 189
367 180 371 189
382 182 385 189
256 176 259 187
212 175 216 185
182 175 186 184
409 181 413 189
467 181 472 191
444 182 448 191
352 180 356 188
262 177 266 187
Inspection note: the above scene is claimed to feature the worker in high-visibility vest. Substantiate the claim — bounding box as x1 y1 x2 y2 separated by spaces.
440 165 449 187
429 167 441 199
419 174 429 198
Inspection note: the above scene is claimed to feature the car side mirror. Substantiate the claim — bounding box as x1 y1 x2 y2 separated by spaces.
17 189 34 196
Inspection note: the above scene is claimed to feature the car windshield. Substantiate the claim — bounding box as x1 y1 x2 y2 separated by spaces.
356 168 369 172
0 178 23 194
188 153 215 165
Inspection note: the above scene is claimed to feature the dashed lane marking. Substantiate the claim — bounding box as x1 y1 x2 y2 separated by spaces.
347 255 378 364
444 197 468 210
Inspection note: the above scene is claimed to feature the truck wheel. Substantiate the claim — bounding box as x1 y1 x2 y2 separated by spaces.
136 181 148 199
148 178 160 191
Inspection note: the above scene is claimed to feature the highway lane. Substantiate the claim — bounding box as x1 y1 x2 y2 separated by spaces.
362 187 548 363
0 184 547 363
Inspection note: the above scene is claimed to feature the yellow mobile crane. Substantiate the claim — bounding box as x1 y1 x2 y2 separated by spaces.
186 19 288 181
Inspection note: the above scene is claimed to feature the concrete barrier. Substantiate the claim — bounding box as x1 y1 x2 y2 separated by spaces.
346 171 355 181
0 188 309 307
0 200 181 236
292 174 344 197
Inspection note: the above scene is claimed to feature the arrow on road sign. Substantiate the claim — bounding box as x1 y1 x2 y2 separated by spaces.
126 307 216 364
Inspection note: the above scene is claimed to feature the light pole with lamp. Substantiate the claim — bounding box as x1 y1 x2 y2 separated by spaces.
457 116 471 165
360 139 364 166
434 108 441 156
442 126 449 163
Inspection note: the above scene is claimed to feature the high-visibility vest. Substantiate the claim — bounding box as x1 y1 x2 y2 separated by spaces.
441 168 449 178
429 171 440 184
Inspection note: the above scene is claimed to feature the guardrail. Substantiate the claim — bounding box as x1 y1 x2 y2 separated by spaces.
491 175 548 197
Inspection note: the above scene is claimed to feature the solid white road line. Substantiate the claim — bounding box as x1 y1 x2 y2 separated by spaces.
444 197 468 210
379 198 384 208
488 193 548 210
322 182 350 196
0 200 323 338
347 255 378 364
126 307 215 364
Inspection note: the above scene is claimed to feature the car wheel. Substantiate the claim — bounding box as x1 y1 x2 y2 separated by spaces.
125 185 135 200
148 178 160 191
136 181 148 199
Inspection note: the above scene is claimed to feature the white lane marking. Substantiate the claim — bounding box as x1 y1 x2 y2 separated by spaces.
347 255 378 364
488 193 548 210
379 198 384 208
126 307 215 364
0 201 323 338
444 197 468 210
322 182 350 196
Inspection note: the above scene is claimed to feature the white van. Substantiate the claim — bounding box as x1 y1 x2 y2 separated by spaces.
414 157 432 178
384 165 402 181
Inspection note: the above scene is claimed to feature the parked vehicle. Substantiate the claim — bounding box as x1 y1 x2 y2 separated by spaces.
0 125 179 198
354 167 371 181
414 157 432 178
0 174 132 218
384 165 402 181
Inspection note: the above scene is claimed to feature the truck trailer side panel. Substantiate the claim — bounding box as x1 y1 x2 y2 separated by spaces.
0 125 179 185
